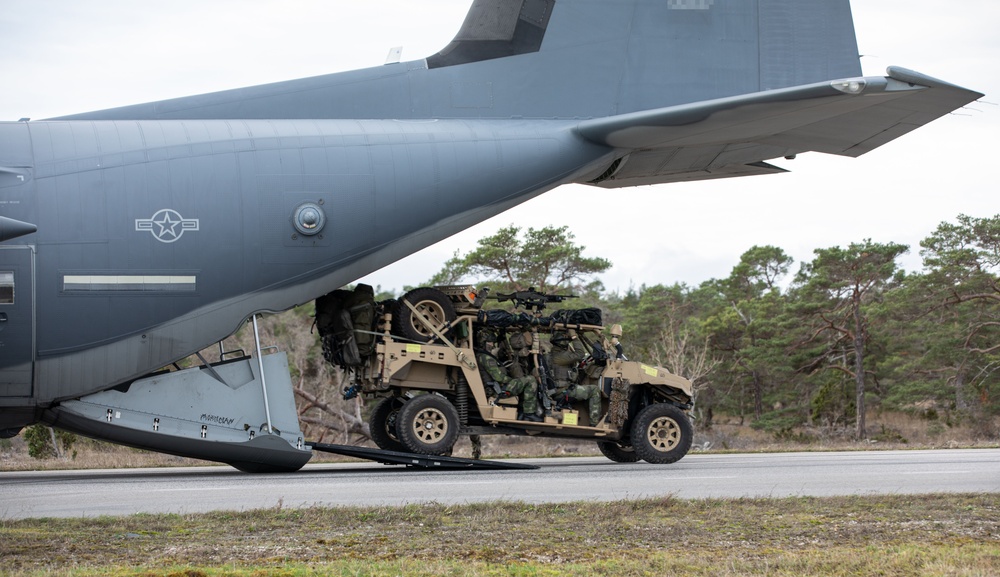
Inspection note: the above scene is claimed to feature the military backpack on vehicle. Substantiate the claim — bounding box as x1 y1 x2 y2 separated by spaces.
314 284 377 368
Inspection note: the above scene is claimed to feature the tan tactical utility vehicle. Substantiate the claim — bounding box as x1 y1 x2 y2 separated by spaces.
320 285 694 464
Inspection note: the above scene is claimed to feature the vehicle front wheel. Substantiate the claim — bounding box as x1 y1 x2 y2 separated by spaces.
396 394 460 455
369 397 406 452
630 403 692 464
597 441 641 463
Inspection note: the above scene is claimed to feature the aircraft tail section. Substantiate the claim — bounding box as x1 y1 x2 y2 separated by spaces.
420 0 863 117
56 0 865 121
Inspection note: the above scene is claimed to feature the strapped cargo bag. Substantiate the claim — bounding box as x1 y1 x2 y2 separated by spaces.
314 284 377 369
477 309 538 328
551 307 602 326
345 284 377 358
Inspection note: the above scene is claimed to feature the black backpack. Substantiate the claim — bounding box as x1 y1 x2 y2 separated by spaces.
314 284 377 368
551 307 602 326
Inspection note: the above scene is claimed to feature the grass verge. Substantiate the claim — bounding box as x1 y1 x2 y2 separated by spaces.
2 493 998 576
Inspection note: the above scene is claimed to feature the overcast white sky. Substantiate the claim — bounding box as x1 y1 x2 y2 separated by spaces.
2 1 996 294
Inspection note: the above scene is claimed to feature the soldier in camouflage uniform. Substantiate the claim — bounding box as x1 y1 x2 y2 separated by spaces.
505 330 534 378
547 330 604 426
497 330 532 379
475 329 542 422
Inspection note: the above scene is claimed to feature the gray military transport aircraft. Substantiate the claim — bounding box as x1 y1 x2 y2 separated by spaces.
0 0 982 472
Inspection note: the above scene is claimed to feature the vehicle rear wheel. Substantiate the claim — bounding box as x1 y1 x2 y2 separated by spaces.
630 403 692 464
396 394 460 455
597 441 641 463
392 287 456 343
369 397 406 452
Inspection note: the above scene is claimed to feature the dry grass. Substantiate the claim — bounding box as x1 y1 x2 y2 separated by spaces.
691 411 1000 454
1 494 998 576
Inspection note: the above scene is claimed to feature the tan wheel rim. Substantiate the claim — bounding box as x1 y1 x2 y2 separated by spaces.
408 299 447 338
411 407 449 444
646 416 680 452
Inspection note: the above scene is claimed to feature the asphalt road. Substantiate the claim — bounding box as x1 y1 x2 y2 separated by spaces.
2 449 998 520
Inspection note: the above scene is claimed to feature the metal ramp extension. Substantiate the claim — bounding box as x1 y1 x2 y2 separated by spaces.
310 442 538 470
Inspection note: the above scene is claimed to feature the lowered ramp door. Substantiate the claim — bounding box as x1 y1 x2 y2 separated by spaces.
0 246 33 397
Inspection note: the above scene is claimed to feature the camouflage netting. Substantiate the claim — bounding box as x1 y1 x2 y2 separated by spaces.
609 377 630 430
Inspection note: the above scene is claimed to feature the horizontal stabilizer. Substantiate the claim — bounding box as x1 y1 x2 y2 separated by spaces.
575 68 982 188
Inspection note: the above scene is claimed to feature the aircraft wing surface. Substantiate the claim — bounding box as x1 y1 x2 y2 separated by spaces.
575 67 983 188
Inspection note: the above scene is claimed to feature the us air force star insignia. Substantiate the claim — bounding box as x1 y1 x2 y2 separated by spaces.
135 209 200 243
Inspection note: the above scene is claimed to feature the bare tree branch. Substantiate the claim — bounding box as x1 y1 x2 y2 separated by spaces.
299 415 371 438
294 388 371 441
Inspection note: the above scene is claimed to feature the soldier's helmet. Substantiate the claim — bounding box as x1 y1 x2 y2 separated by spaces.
550 330 570 348
475 328 497 348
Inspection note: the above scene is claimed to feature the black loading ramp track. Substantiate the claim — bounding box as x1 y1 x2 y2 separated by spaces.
310 442 539 470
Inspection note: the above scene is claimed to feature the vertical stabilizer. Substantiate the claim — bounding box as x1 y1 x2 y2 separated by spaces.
608 0 863 113
757 0 862 90
420 0 864 116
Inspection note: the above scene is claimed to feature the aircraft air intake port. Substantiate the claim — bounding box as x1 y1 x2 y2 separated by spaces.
292 202 326 236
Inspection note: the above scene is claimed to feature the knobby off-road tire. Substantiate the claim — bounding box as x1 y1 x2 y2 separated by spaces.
630 403 693 464
396 394 460 455
597 441 641 463
369 397 406 452
392 287 457 343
